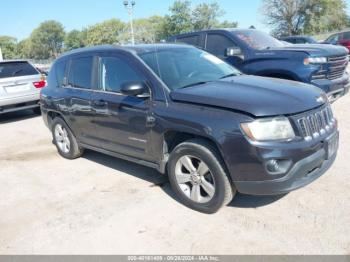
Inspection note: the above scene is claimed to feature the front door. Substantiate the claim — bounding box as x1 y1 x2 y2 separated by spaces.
91 54 154 161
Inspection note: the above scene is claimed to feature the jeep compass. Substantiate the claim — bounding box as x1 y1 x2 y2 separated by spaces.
40 44 339 213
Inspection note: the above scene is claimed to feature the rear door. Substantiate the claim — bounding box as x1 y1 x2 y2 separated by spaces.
0 61 42 105
64 55 100 147
175 34 203 48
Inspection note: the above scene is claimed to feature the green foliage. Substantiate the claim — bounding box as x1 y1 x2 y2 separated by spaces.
85 19 124 46
27 20 65 59
262 0 349 36
0 36 17 59
162 1 237 38
65 30 86 50
192 2 224 30
163 1 193 36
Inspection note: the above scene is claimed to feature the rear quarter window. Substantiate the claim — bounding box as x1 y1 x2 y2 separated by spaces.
55 61 67 87
0 61 39 79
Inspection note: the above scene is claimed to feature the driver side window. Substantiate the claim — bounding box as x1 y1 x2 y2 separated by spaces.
98 56 144 93
206 34 237 58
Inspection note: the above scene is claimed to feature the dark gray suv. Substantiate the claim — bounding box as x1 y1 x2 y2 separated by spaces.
40 44 339 213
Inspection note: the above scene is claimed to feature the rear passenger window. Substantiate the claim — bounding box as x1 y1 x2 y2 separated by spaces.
99 56 144 93
68 57 93 89
206 34 236 58
0 61 38 79
176 35 200 46
55 61 67 87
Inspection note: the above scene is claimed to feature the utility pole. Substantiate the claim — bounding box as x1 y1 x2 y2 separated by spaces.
123 0 136 45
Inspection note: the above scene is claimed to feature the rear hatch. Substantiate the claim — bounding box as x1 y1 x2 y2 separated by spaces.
0 61 44 101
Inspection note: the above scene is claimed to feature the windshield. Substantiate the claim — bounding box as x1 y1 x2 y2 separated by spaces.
233 30 284 50
139 47 240 90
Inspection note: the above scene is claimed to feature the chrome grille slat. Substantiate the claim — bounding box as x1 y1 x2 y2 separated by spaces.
327 55 348 80
294 105 335 140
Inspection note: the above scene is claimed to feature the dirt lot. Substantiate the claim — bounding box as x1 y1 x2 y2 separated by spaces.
0 95 350 255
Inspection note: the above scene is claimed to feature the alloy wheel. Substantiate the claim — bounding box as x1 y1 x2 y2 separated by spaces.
174 155 216 203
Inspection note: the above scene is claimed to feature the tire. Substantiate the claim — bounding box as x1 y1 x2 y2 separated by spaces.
51 117 84 159
33 107 41 115
167 139 236 214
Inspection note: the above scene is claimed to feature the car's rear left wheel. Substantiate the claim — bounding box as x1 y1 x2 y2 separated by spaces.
52 117 84 159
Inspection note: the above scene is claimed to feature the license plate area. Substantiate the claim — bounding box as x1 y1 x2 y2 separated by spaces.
5 84 30 93
325 132 339 160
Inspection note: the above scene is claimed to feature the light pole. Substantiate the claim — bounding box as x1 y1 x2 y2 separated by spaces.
123 0 136 45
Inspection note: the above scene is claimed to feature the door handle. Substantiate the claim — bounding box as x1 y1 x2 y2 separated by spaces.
92 99 107 107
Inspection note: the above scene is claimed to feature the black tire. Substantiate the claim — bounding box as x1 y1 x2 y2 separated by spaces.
33 107 41 115
51 117 84 159
167 139 236 214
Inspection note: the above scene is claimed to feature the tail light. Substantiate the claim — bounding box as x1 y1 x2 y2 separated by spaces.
33 80 46 88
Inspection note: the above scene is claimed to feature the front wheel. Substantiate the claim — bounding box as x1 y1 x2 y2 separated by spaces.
167 139 236 214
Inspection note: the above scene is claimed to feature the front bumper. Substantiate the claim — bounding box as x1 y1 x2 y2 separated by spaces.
311 73 350 102
235 148 336 195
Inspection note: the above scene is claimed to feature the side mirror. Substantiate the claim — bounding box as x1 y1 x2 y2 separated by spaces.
226 47 242 57
121 81 150 98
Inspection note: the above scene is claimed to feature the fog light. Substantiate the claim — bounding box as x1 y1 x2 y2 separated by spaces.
266 160 279 173
265 159 292 175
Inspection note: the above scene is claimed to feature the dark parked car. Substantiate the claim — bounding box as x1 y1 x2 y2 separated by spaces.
322 31 350 52
168 29 350 102
280 35 318 44
41 44 339 213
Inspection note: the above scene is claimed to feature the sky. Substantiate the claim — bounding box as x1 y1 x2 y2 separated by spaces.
0 0 350 40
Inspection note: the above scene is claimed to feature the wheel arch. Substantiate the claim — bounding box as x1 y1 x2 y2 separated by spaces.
161 130 230 178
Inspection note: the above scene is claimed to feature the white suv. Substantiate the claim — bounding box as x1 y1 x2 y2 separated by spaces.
0 60 46 114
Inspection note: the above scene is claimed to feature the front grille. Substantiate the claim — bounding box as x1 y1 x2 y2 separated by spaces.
327 55 348 80
294 105 336 141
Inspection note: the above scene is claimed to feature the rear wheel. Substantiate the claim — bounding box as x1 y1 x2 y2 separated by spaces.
52 117 84 159
168 139 236 213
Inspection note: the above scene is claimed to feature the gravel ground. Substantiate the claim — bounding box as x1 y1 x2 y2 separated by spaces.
0 94 349 255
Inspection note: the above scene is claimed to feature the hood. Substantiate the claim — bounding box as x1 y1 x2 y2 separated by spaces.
263 44 348 57
170 75 326 117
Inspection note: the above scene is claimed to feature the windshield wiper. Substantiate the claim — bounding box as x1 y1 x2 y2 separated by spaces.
220 73 238 79
179 81 209 89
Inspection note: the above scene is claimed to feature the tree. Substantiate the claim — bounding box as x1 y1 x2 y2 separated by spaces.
65 30 86 50
27 20 65 59
162 1 193 36
0 36 17 59
119 16 167 44
304 0 349 34
85 19 125 46
192 2 224 30
262 0 349 36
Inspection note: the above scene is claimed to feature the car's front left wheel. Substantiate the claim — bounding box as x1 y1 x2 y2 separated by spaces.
51 117 84 159
167 139 236 213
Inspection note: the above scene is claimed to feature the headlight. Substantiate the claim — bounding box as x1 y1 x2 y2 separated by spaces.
304 57 327 65
241 117 295 141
